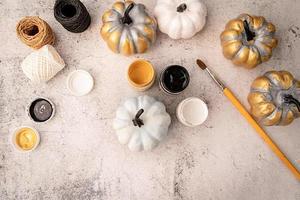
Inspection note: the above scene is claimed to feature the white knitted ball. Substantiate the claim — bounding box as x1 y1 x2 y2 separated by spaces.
21 45 65 83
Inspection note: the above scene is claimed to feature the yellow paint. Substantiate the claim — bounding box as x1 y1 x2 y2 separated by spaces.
15 127 38 151
128 60 154 88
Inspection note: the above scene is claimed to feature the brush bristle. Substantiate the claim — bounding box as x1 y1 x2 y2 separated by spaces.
196 59 207 70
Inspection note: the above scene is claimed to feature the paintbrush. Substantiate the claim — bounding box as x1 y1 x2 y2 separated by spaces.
196 59 300 180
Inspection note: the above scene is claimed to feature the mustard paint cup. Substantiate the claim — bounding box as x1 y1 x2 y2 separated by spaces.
127 60 155 91
12 126 40 152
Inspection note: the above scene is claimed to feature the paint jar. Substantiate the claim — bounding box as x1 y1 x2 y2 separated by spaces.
176 97 208 127
159 65 190 95
127 59 155 91
67 69 94 96
27 97 55 123
12 126 40 152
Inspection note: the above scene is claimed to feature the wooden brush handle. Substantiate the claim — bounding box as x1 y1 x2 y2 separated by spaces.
223 88 300 180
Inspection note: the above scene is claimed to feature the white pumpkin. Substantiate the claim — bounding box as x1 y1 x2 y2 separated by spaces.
154 0 207 39
113 95 171 151
21 45 65 83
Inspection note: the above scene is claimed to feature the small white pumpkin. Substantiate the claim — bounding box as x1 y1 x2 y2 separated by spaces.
113 95 171 151
21 45 65 83
154 0 207 39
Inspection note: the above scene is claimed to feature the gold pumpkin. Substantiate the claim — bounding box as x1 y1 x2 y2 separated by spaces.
220 14 278 69
100 1 157 56
248 71 300 126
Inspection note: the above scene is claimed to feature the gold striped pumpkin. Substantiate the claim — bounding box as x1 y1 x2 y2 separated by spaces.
100 1 157 56
248 71 300 126
221 14 278 69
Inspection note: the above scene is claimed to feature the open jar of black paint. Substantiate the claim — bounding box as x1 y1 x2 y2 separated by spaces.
159 65 190 95
27 97 55 123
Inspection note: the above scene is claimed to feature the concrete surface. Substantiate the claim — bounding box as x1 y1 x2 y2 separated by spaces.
0 0 300 199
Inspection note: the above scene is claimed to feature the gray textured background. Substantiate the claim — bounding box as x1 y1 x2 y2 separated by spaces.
0 0 300 199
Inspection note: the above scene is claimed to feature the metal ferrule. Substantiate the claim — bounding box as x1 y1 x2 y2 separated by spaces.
205 68 225 90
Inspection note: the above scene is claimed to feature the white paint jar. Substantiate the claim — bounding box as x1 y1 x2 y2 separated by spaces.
67 70 94 96
176 97 208 127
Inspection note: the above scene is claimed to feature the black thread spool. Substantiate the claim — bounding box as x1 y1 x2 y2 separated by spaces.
54 0 91 33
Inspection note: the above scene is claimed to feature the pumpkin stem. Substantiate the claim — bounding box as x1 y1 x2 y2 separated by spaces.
284 94 300 112
243 20 256 41
132 109 144 127
121 3 134 25
177 3 187 12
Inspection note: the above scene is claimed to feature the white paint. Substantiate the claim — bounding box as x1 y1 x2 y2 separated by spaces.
67 70 94 96
177 97 208 127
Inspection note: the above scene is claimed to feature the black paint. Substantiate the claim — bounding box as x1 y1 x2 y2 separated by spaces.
160 65 190 94
29 98 54 122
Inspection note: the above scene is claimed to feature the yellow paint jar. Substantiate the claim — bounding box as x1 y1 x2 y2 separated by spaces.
127 60 155 91
12 126 40 152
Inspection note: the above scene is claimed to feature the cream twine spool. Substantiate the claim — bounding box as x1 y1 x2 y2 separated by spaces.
21 45 65 83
